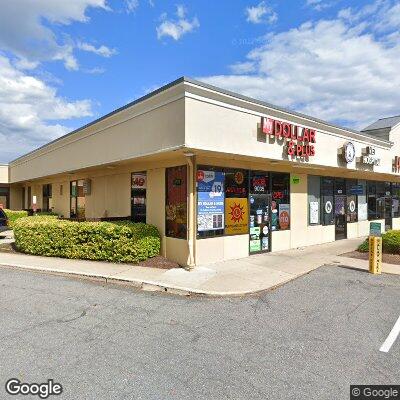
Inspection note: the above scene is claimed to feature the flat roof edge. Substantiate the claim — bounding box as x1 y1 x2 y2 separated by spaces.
10 76 392 166
10 77 187 165
183 77 392 146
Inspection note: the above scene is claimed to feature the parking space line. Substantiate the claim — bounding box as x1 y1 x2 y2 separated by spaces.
380 316 400 353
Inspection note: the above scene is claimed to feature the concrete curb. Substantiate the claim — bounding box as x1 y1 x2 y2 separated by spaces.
0 261 304 297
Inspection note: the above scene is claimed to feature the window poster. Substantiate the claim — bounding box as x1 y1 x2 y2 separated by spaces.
309 201 319 224
225 198 249 235
358 203 368 221
197 170 225 231
278 203 290 230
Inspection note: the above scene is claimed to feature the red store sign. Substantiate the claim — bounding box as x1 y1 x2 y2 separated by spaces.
262 117 316 158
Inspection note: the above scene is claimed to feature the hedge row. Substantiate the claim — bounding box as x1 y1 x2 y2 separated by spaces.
13 217 161 264
358 230 400 254
3 209 29 227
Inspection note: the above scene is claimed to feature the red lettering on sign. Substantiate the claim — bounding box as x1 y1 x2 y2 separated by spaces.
261 117 316 157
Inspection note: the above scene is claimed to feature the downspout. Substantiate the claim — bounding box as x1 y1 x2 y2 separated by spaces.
185 153 196 269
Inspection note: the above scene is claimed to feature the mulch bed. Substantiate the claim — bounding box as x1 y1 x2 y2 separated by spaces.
0 243 180 269
341 250 400 265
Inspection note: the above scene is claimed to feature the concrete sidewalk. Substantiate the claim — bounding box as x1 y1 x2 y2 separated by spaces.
0 237 398 296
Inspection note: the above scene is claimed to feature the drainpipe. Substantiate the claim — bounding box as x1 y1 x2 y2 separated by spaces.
184 152 196 269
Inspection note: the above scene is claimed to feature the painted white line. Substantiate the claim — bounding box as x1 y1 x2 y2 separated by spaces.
380 316 400 353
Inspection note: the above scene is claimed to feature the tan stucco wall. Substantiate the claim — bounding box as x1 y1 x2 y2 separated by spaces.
0 165 8 184
392 217 400 230
9 92 186 183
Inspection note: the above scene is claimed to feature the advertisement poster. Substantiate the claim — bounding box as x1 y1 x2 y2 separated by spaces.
197 171 225 231
309 201 319 224
250 240 261 252
225 198 249 235
358 203 368 221
132 173 147 189
278 204 290 230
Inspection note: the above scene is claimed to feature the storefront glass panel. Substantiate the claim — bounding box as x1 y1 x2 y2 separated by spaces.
166 166 187 239
271 173 290 231
131 172 147 223
321 177 334 225
249 172 270 253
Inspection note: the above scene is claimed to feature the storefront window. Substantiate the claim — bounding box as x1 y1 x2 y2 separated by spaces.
70 180 85 219
197 168 225 239
346 180 357 223
308 175 320 225
357 180 368 221
0 186 9 209
392 183 400 218
166 166 187 239
321 177 334 225
271 173 290 231
131 172 147 223
224 169 249 235
367 182 377 220
42 184 52 212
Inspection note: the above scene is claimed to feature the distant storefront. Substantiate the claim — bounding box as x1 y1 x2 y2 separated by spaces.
6 77 400 266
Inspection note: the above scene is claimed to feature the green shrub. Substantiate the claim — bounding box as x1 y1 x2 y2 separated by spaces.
13 218 161 264
3 209 29 228
33 211 58 217
358 230 400 254
358 239 369 252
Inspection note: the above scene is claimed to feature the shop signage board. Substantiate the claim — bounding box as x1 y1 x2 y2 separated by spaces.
360 146 380 166
349 184 364 195
261 117 316 158
309 201 319 224
197 171 225 231
369 222 382 237
225 198 249 235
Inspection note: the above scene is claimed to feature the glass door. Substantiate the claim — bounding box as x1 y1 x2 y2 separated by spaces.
131 172 147 223
334 179 346 240
335 195 347 240
385 197 392 230
249 172 271 254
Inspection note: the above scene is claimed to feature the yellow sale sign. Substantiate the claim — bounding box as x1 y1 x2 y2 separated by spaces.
225 198 249 235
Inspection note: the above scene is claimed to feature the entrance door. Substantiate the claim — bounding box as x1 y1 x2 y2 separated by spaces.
249 193 271 254
385 197 392 231
131 172 147 223
335 195 347 240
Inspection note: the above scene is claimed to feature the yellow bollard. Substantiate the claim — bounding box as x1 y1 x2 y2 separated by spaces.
369 236 382 274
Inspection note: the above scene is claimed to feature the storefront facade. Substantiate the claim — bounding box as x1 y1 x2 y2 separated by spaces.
0 165 9 209
7 78 400 266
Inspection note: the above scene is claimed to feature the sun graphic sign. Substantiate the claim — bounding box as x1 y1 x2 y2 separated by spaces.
225 198 248 235
229 202 245 223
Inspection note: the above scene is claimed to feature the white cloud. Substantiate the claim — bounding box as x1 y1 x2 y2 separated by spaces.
125 0 139 13
0 0 111 70
157 5 199 40
200 0 400 130
0 54 93 162
230 62 257 74
246 2 277 24
77 42 117 57
306 0 333 11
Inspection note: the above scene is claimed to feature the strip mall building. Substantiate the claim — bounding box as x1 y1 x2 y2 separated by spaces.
4 78 400 266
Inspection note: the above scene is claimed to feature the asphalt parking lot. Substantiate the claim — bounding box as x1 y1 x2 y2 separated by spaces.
0 265 398 400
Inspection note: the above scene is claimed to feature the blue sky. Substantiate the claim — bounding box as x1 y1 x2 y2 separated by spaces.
0 0 399 162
